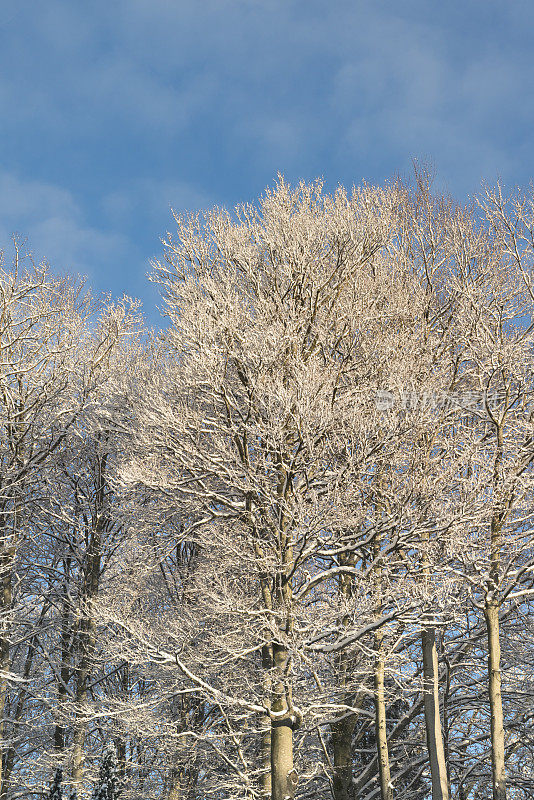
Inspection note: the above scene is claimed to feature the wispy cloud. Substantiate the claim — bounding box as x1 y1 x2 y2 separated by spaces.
0 171 131 285
0 0 533 307
2 1 532 186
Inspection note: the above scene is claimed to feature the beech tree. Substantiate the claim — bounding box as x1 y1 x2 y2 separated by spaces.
103 174 534 800
0 245 98 797
105 176 497 800
0 243 144 798
1 174 534 800
106 177 427 799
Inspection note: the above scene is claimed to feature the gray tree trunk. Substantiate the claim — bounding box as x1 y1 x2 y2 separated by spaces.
271 644 297 800
485 599 507 800
422 626 450 800
261 643 273 799
485 427 507 800
331 714 356 800
0 551 12 800
331 553 357 800
374 642 392 800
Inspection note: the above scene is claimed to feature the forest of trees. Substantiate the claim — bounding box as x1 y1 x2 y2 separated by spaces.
0 174 534 800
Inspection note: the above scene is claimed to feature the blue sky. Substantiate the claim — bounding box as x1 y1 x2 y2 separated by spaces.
1 0 533 320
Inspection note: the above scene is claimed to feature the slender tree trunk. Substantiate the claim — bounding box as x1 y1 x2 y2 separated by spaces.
457 732 473 800
419 481 450 800
72 531 102 785
117 662 128 789
458 782 473 800
0 450 23 799
2 598 49 797
271 643 296 800
441 635 451 788
484 425 507 800
271 718 294 800
422 626 450 800
72 614 97 785
0 410 26 799
260 643 273 800
331 714 356 800
485 600 506 800
331 553 357 800
253 519 274 799
73 452 108 787
54 559 72 752
0 549 13 799
374 633 392 800
270 446 298 800
372 511 392 800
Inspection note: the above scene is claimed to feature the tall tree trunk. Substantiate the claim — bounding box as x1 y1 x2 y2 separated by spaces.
260 643 273 800
422 626 450 800
72 452 107 787
372 512 392 800
270 540 295 800
374 632 392 800
484 601 506 800
419 481 450 800
72 530 102 785
117 662 128 789
253 515 275 799
2 599 49 798
331 553 357 800
270 446 298 800
331 714 356 800
485 511 507 800
72 613 97 785
54 559 72 752
271 643 296 800
457 732 473 800
0 452 23 799
0 549 13 799
485 425 507 800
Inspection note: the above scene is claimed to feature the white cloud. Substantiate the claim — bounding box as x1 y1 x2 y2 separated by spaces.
1 0 532 191
0 0 532 299
0 171 132 285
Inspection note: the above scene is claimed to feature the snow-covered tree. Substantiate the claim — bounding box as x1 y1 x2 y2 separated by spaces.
106 174 534 800
49 768 63 800
93 742 120 800
104 176 488 800
2 174 534 800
